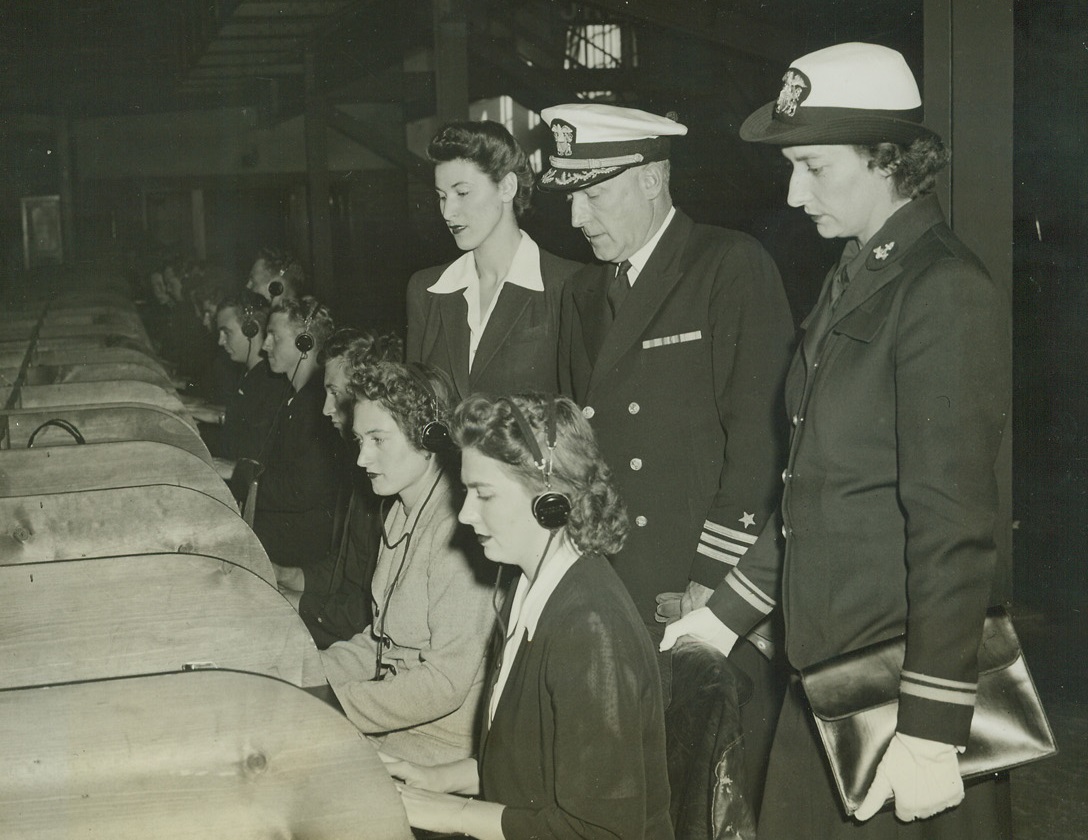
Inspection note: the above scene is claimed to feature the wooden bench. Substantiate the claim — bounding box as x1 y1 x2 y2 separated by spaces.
13 381 193 424
0 347 169 377
0 484 273 584
0 440 236 507
3 361 175 389
0 554 321 689
0 670 411 839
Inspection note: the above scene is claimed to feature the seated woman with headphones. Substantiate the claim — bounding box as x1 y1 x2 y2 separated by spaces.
320 361 496 766
385 393 673 840
252 295 344 591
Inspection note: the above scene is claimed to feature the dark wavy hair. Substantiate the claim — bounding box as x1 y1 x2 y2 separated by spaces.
347 361 455 452
451 393 628 556
270 295 334 355
217 290 270 333
857 136 951 200
318 327 404 367
428 120 534 218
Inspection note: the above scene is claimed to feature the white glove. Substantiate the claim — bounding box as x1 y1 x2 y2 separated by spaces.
658 607 739 657
854 731 964 822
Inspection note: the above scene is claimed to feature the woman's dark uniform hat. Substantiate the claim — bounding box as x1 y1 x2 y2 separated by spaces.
538 103 688 192
740 42 939 146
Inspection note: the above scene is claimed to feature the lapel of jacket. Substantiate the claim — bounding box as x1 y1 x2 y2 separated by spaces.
470 284 534 385
570 263 611 372
799 265 837 368
586 210 693 397
823 195 947 337
436 292 471 398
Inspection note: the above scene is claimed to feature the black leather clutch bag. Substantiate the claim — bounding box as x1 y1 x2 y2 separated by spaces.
799 607 1057 816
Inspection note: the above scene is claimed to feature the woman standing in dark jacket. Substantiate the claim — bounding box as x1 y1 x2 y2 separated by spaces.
663 43 1012 839
407 121 580 400
387 393 673 840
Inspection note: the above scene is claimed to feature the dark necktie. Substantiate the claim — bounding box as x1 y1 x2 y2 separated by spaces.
608 260 632 317
829 264 850 311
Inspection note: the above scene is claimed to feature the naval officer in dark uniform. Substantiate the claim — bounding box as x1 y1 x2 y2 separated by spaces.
545 102 795 807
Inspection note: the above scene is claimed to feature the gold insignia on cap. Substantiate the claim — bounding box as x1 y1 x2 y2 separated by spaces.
873 241 895 260
550 119 575 157
541 166 622 187
775 69 810 117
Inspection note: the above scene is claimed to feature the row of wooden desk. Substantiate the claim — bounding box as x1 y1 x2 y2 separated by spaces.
0 271 411 838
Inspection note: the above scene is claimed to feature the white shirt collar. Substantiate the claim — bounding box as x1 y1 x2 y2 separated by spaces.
487 538 580 724
623 205 676 286
426 231 543 294
426 232 543 369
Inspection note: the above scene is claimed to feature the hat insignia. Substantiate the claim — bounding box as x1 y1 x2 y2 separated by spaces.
775 68 810 117
550 119 575 157
873 241 895 261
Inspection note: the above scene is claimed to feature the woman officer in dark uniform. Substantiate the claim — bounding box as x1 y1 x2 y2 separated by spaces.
663 42 1012 839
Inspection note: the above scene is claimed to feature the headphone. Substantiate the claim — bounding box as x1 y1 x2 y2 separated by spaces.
239 301 260 339
506 397 572 530
403 363 451 453
268 265 287 300
294 299 319 356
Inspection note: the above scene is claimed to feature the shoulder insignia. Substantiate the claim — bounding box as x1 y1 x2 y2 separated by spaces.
873 241 896 261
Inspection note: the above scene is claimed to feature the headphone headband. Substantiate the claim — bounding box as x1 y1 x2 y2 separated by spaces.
403 363 452 453
504 396 572 530
294 298 320 355
239 300 260 339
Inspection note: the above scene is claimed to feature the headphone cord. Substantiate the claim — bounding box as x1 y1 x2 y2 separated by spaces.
373 468 445 681
27 418 86 448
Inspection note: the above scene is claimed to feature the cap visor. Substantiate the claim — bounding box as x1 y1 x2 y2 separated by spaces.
740 101 937 146
538 163 630 193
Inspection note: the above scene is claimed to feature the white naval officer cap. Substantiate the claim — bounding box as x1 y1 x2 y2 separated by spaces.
740 42 939 146
538 103 688 192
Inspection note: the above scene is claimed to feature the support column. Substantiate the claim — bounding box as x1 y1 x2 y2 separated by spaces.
55 110 75 262
304 46 334 300
924 0 1014 601
433 0 470 121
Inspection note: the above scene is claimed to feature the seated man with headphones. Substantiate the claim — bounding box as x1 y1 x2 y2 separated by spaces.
198 291 292 497
383 393 672 840
252 295 344 591
294 327 405 649
320 361 495 766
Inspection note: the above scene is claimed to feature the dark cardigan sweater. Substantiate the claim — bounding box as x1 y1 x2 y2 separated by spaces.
480 553 674 840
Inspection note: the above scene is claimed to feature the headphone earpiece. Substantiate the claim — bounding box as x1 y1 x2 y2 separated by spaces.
294 299 318 356
240 303 260 339
506 397 572 530
404 363 451 453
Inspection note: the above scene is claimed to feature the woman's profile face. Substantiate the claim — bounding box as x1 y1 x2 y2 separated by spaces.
434 159 513 252
353 399 433 501
459 447 548 569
